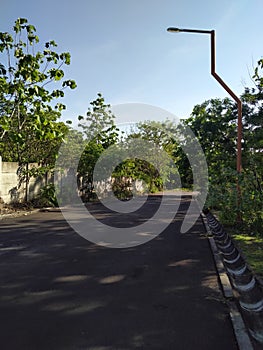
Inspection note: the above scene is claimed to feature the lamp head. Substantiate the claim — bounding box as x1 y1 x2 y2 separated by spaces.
167 27 182 33
167 27 213 35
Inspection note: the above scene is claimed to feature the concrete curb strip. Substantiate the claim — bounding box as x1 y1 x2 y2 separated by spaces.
230 301 255 350
204 210 263 346
201 212 254 350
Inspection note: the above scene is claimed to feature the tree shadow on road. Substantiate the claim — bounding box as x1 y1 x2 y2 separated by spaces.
0 198 238 349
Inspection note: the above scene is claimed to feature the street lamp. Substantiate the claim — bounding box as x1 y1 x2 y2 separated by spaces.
167 27 242 217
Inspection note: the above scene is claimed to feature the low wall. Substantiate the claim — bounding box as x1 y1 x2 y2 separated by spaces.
0 156 48 204
0 156 147 204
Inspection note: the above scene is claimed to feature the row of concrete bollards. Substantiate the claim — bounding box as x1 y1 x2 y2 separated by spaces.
203 209 263 345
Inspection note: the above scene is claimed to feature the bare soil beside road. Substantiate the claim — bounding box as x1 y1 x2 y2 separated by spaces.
0 195 238 349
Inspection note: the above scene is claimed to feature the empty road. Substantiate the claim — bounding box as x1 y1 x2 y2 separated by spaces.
0 194 238 349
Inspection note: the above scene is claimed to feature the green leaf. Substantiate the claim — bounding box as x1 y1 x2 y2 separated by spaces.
62 79 77 89
0 63 6 75
60 52 71 65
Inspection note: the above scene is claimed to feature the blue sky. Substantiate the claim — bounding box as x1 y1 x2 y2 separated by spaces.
1 0 263 125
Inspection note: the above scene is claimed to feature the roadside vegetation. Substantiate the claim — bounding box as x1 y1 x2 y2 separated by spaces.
231 232 263 278
0 18 262 271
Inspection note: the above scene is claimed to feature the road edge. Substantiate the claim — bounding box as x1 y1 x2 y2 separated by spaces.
201 212 254 350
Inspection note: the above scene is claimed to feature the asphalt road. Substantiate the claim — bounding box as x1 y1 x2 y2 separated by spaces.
0 195 238 350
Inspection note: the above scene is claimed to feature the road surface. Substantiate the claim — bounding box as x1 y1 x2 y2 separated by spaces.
0 194 238 349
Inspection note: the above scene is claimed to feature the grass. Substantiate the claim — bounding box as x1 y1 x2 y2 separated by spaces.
210 210 263 278
229 232 263 278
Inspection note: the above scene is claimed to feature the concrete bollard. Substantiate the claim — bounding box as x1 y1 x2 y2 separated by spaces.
203 209 263 345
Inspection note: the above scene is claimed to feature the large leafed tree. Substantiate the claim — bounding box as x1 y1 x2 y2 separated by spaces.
0 18 76 163
0 18 76 200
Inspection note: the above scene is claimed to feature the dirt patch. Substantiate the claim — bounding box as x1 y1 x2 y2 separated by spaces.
0 203 39 220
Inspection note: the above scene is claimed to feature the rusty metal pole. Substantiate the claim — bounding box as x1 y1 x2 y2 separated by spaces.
210 30 242 174
210 30 242 220
167 27 242 219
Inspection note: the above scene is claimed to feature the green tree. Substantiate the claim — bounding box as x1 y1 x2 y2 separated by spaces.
114 120 180 193
77 93 119 189
184 85 262 233
78 93 118 147
242 58 263 170
182 98 239 220
0 18 76 153
0 18 76 200
239 59 263 233
184 98 237 182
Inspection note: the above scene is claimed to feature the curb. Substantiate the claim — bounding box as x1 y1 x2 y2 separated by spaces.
201 213 254 350
201 213 233 298
208 235 234 298
0 208 41 220
0 206 63 220
229 301 255 350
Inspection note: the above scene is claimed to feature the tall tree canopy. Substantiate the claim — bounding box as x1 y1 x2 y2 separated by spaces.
181 60 263 232
77 93 119 185
0 18 76 165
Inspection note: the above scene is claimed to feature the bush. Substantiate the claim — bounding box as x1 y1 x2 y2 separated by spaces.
39 183 58 207
112 178 133 201
206 168 263 236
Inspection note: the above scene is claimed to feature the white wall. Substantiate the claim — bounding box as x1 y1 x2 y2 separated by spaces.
0 156 47 203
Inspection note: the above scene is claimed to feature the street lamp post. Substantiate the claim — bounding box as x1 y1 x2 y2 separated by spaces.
167 27 242 216
167 27 242 173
